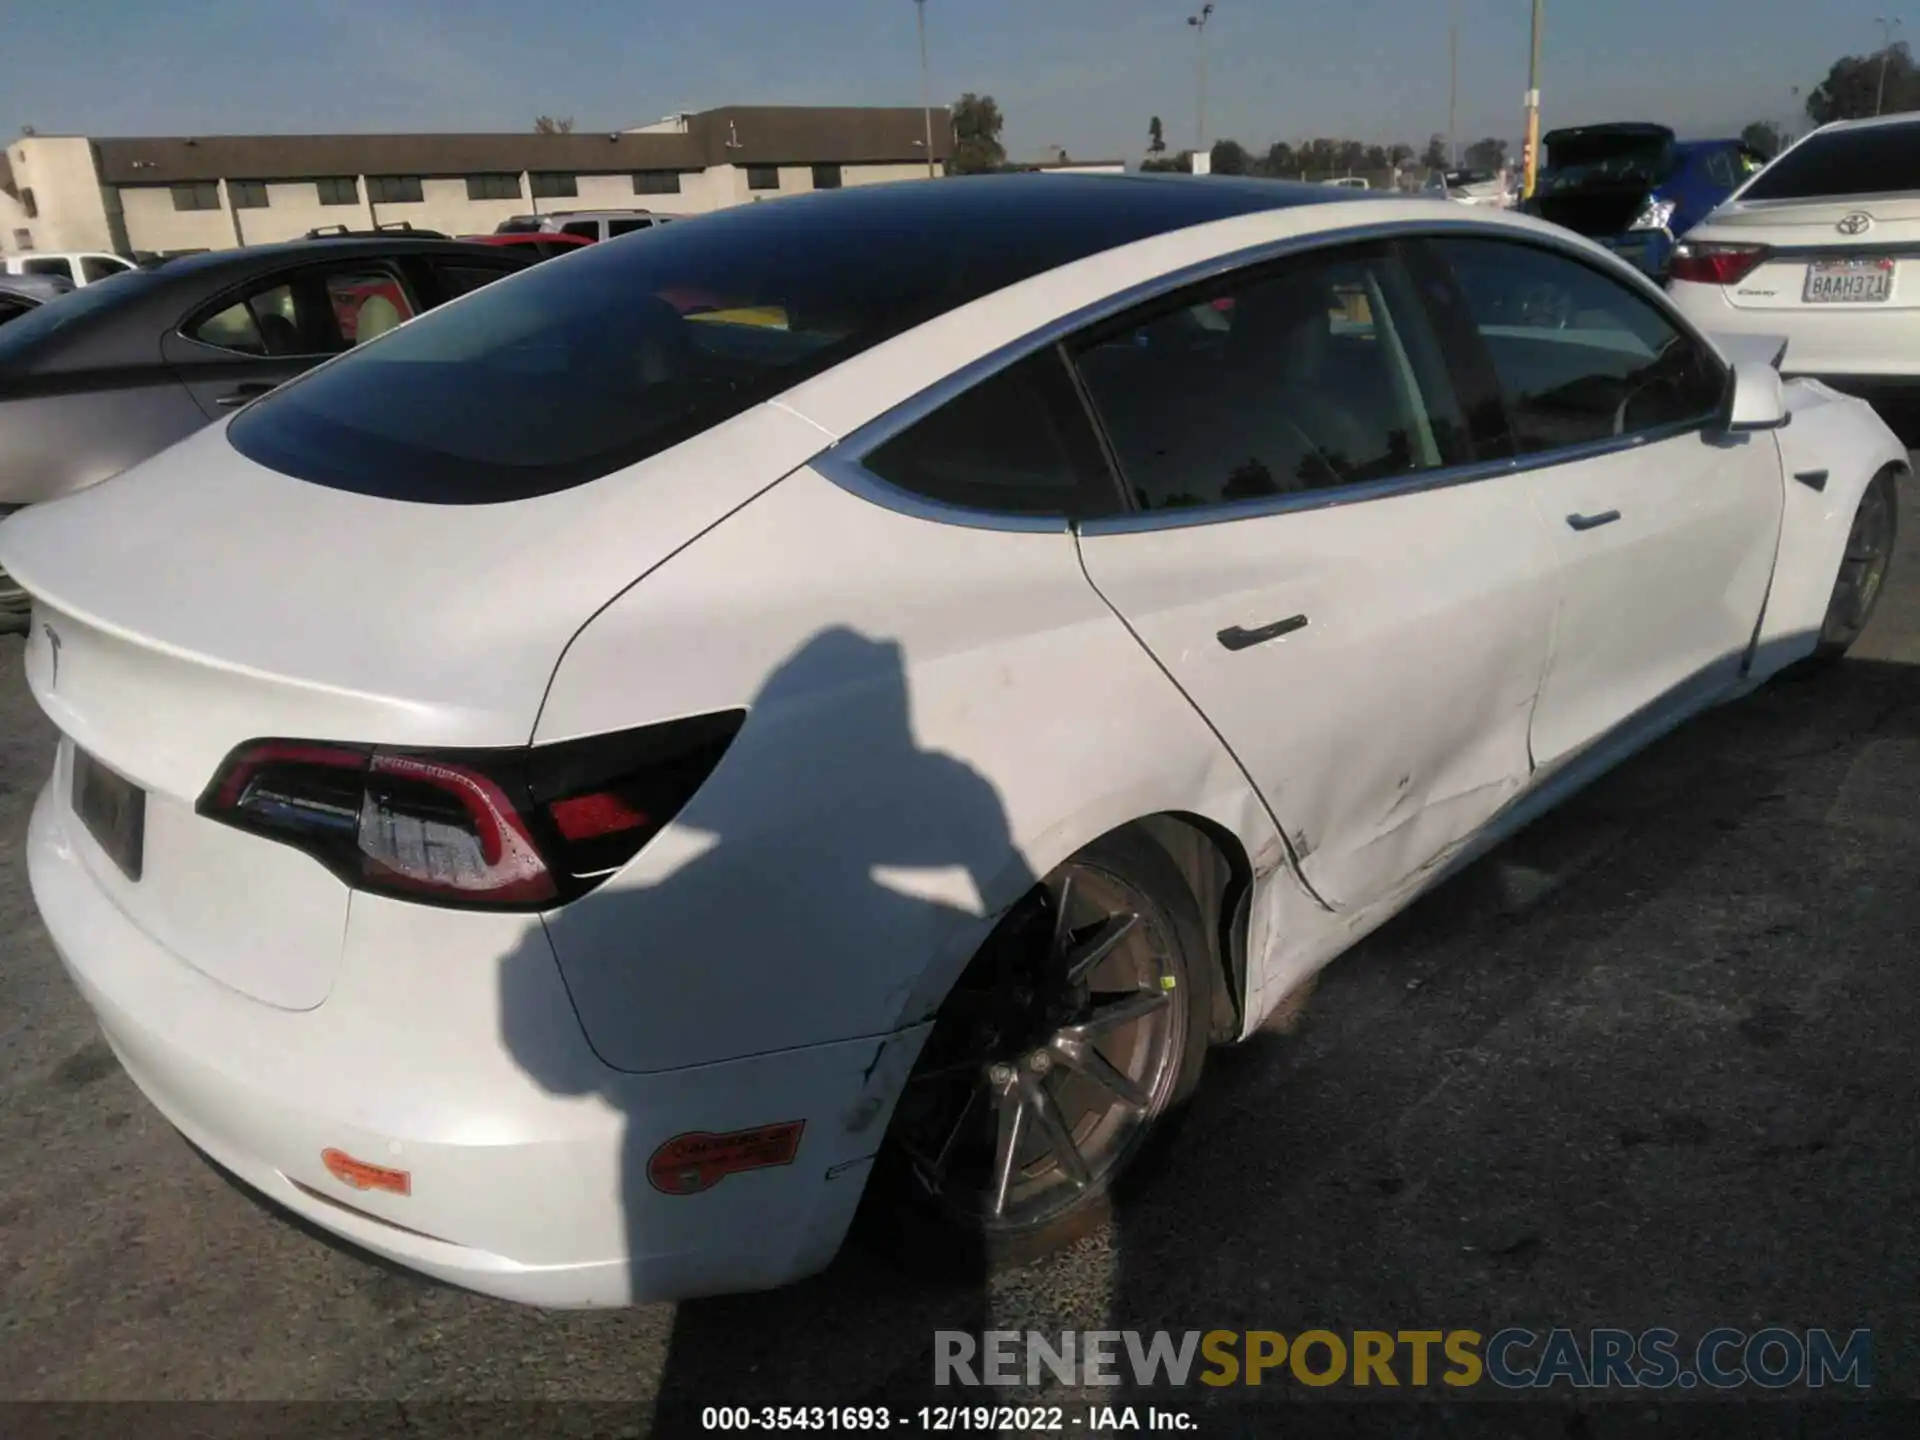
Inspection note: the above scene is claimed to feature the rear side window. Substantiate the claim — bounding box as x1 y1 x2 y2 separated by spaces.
188 264 417 356
561 221 600 240
1741 123 1920 200
1072 245 1471 511
1432 237 1724 452
80 255 127 283
23 257 72 281
861 348 1118 518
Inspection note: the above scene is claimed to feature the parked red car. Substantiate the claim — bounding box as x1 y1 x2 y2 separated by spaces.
458 233 593 261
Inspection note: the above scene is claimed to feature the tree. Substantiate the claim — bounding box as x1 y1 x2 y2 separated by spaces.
1209 138 1250 176
1807 42 1920 123
1363 144 1389 171
1140 150 1193 173
1740 121 1785 159
533 115 575 134
1258 140 1298 177
951 92 1007 173
1463 136 1508 171
1148 115 1167 155
1421 133 1449 170
1389 143 1415 167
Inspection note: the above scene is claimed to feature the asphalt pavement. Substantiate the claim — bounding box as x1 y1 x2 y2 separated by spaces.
3 471 1919 1431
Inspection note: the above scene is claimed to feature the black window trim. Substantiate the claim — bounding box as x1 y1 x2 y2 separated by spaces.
815 217 1739 537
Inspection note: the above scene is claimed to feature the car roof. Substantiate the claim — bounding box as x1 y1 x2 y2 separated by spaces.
1814 111 1920 135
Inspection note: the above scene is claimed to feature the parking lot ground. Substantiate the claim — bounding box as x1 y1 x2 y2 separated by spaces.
2 472 1919 1426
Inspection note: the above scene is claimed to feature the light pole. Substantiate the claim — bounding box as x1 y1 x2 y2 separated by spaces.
1522 0 1544 200
1187 4 1215 159
1447 0 1459 169
915 0 936 177
1876 16 1903 116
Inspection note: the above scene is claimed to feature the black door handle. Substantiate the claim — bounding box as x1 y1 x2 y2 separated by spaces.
215 383 277 408
1218 614 1308 651
1566 509 1622 532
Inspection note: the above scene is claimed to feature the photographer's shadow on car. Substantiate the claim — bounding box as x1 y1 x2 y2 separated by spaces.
499 625 1040 1417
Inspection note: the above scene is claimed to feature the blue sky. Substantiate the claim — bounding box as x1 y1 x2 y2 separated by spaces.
0 0 1891 157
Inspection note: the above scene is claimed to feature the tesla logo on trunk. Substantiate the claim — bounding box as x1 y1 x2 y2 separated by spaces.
1838 213 1873 235
42 624 60 689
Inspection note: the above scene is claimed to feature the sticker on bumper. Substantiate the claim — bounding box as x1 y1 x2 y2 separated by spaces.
648 1121 805 1195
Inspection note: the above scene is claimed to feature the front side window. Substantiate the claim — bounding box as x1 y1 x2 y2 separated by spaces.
316 176 359 206
1430 236 1724 453
560 221 600 240
80 255 127 283
1072 245 1471 512
230 180 269 209
746 165 780 191
861 347 1117 518
188 265 416 357
530 172 578 199
607 218 653 237
171 182 220 212
1739 122 1920 200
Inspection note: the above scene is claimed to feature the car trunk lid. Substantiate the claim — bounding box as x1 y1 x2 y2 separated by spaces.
0 404 830 1008
1530 123 1676 236
1704 197 1920 312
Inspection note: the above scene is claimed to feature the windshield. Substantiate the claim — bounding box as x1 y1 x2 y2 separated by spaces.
229 177 1320 504
0 268 160 366
1740 122 1920 201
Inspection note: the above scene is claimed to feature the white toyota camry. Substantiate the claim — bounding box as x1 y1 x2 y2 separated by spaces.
1668 112 1920 424
0 175 1904 1308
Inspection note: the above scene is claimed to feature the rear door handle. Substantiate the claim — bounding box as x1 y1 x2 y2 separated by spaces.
1218 614 1308 652
1566 509 1622 532
215 382 277 408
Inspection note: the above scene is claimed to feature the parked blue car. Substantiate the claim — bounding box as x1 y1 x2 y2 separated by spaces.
1524 123 1769 279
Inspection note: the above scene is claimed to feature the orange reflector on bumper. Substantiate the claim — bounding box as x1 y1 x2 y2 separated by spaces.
321 1147 412 1197
648 1121 805 1195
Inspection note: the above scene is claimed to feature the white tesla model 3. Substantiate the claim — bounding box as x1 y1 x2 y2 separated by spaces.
0 175 1903 1307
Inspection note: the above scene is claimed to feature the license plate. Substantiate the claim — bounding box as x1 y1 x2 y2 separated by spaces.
72 746 145 882
1804 261 1894 303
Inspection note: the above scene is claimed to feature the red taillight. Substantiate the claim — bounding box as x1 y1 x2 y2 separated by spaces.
196 711 745 911
1669 242 1769 287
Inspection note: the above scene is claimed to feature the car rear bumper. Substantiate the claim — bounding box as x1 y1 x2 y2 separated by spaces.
27 774 928 1307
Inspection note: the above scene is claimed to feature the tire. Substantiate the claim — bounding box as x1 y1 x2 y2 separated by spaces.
1811 467 1900 665
860 829 1214 1273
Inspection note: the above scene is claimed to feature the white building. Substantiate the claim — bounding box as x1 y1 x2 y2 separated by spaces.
0 105 952 257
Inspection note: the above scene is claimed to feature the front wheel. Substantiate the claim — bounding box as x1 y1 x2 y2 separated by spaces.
866 830 1213 1269
1812 468 1900 664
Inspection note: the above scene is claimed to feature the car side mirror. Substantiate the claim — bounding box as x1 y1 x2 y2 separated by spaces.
1725 359 1788 432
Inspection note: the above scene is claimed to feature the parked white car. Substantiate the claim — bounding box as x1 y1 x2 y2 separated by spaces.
2 250 137 287
0 176 1903 1308
1667 112 1920 421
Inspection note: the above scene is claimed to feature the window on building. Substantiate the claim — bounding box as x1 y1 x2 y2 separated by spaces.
315 176 359 206
230 180 269 209
634 171 681 195
1071 246 1470 511
1429 236 1725 453
19 187 35 218
811 164 843 190
529 172 579 199
171 182 221 212
369 175 425 205
746 165 781 191
466 173 522 201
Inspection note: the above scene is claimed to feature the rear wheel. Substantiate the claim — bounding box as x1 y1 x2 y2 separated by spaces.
1813 468 1899 663
868 830 1212 1268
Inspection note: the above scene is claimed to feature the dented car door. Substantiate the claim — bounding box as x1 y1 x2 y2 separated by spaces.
1071 240 1559 911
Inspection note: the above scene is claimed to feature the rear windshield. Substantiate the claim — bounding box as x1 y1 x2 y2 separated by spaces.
0 268 159 366
1741 123 1920 201
1539 137 1675 190
227 178 1317 503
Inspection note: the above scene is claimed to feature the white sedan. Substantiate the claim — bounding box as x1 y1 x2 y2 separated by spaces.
1668 112 1920 422
0 175 1904 1308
